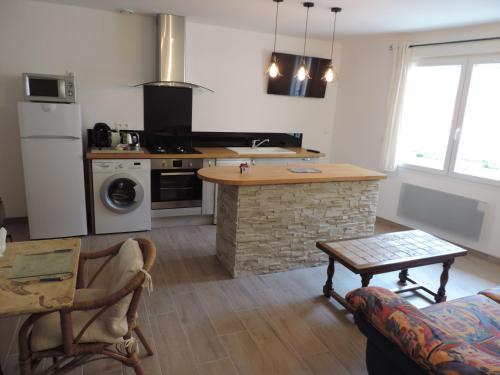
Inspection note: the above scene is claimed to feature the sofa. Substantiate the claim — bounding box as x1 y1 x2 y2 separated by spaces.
347 286 500 374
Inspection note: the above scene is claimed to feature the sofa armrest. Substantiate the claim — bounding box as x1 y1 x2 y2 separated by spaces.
346 287 459 371
479 286 500 303
348 287 500 374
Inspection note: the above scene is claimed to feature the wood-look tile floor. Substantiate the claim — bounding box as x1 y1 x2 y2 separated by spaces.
1 219 499 375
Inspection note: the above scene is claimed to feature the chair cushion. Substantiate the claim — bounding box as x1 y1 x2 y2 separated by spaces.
104 238 144 337
31 288 121 352
30 239 144 352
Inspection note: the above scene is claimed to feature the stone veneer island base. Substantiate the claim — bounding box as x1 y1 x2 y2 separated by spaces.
198 164 386 277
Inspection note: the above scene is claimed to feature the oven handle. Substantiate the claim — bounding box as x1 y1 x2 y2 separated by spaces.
160 172 196 176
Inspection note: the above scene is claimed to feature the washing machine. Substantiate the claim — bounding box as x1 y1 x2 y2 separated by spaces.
92 159 151 234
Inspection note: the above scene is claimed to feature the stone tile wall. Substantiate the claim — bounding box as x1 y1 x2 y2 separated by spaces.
216 181 380 277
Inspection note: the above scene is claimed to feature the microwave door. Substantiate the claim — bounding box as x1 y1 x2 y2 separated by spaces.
23 73 75 103
27 77 60 98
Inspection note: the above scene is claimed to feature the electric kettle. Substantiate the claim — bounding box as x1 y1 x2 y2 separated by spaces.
121 131 140 149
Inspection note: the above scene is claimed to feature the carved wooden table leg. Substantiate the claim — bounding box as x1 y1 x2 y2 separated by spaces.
436 259 454 303
361 273 373 288
398 269 409 285
323 257 335 298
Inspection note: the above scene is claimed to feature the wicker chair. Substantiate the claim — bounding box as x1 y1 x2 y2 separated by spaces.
18 237 156 375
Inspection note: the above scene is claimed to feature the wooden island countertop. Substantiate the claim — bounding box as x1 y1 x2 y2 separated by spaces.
197 163 386 186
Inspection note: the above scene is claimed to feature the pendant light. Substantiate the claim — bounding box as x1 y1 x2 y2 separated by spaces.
267 0 284 79
296 2 314 81
323 7 341 82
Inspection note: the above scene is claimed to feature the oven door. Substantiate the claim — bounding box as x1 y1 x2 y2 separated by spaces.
151 169 202 209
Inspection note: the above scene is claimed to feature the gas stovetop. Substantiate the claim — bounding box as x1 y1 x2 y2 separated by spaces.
149 145 202 155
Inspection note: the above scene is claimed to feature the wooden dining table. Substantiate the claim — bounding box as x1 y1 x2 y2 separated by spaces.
0 238 81 374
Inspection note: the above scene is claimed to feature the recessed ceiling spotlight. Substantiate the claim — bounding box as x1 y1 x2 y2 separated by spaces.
118 8 135 14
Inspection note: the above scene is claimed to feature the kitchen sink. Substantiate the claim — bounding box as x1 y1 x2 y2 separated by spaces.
227 147 296 155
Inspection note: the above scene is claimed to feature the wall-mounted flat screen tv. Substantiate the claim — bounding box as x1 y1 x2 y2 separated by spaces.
267 52 330 98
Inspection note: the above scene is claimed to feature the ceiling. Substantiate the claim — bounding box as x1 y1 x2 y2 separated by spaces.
33 0 500 38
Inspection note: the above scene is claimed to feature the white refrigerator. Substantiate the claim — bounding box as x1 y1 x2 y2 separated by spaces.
18 102 87 239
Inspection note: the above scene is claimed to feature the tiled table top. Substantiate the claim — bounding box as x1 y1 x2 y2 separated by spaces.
319 230 467 270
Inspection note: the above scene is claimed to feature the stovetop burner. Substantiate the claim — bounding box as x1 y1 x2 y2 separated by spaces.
150 145 202 154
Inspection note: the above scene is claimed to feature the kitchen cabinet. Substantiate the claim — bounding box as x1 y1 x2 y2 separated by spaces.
202 159 216 216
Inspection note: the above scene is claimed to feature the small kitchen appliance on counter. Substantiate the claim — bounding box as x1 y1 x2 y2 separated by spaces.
93 123 112 148
90 126 144 152
121 131 141 150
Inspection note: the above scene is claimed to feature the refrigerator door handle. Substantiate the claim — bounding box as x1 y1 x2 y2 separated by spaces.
20 135 81 140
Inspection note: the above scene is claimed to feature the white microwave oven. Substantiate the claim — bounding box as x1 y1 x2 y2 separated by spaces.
23 73 76 103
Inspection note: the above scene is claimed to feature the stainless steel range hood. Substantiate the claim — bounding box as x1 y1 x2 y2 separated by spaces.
137 14 213 92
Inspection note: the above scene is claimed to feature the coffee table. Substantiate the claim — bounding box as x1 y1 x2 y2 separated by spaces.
316 230 467 311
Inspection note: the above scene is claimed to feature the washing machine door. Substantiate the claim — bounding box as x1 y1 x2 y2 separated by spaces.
100 173 144 213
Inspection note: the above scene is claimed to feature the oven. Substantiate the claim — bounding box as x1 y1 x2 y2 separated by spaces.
151 159 203 209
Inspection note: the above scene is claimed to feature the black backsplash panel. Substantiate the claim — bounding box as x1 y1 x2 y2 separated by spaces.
144 86 192 136
87 129 302 149
190 132 302 148
87 85 303 149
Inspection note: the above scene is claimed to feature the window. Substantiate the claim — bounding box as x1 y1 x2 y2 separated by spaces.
398 54 500 183
454 62 500 181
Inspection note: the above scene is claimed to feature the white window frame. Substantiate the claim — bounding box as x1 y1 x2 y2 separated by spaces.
399 52 500 186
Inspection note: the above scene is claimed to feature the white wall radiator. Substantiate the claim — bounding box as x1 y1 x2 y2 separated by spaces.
397 183 486 241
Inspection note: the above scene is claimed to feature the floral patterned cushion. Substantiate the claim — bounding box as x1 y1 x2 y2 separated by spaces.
347 286 500 374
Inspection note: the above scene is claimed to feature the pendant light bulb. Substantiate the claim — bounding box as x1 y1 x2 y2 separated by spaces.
324 7 341 83
267 58 281 79
296 2 314 82
267 0 283 79
297 62 309 81
323 64 336 82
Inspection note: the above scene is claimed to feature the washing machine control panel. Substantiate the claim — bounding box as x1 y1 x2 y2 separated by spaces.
93 160 150 171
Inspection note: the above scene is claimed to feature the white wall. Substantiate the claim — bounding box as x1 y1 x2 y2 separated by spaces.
333 22 500 257
0 0 155 217
0 0 341 218
186 22 341 159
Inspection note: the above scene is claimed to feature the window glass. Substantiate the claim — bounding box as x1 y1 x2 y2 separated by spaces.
399 64 462 170
454 63 500 181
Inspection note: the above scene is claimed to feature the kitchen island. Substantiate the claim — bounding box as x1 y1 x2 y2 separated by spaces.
198 163 387 277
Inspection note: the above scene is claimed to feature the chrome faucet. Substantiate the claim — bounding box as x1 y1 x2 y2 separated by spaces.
251 139 270 148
